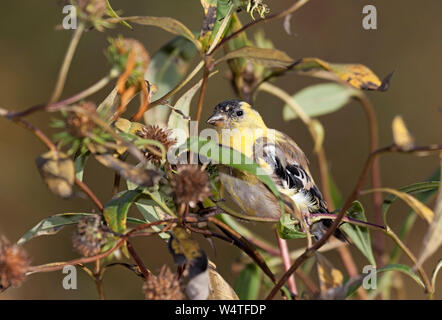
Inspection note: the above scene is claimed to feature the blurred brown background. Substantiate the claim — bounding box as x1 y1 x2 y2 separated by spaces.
0 0 441 299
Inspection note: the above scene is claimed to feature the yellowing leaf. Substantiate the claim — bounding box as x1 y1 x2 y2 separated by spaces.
392 116 415 150
207 261 239 300
316 254 344 293
217 46 294 68
114 118 144 135
35 150 75 198
169 226 203 261
293 57 392 91
417 160 442 267
364 188 434 224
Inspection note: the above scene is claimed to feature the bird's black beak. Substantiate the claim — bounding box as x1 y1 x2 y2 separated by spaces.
206 111 227 127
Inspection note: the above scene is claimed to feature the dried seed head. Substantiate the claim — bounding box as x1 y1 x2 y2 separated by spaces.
136 125 177 163
71 0 107 19
143 265 185 300
171 165 212 207
66 101 97 138
72 215 108 257
106 38 150 87
119 39 150 74
0 236 30 288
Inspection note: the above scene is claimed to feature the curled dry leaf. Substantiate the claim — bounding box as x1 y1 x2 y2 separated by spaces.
35 150 75 198
392 116 415 150
207 261 239 300
94 154 162 188
365 188 435 224
417 161 442 267
316 253 344 294
217 46 294 68
292 57 393 91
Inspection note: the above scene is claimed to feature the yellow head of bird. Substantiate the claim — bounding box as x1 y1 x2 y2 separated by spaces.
206 99 266 130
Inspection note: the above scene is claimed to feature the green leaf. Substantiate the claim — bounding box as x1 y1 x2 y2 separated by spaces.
208 0 235 49
144 36 198 126
377 264 424 288
344 264 424 298
341 201 376 267
74 152 89 181
119 16 202 52
105 0 133 29
217 46 293 68
234 263 262 300
283 83 359 121
185 137 283 214
18 213 93 245
134 197 170 240
103 189 142 234
278 213 306 239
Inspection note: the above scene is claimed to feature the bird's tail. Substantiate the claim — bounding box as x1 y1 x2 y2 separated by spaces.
311 219 348 242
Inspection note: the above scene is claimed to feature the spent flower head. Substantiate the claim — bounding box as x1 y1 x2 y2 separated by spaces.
0 236 30 289
171 165 212 207
72 215 109 257
143 265 185 300
136 125 177 164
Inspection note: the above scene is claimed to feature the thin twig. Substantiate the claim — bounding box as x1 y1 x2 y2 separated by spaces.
355 93 384 265
28 220 175 274
93 260 105 300
5 74 116 119
126 241 151 280
75 178 104 212
50 23 85 103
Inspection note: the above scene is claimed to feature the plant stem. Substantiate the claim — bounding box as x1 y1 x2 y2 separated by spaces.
50 23 85 103
355 93 384 265
6 74 116 119
94 260 105 300
384 227 433 296
149 61 204 108
126 241 151 280
75 178 104 212
195 66 210 124
275 229 297 296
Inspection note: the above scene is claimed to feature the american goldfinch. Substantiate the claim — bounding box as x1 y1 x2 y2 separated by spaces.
206 99 343 240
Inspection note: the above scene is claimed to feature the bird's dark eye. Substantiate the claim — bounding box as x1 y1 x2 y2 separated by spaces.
236 110 244 116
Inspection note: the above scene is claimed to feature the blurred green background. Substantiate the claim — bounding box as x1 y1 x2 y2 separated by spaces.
0 0 441 299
